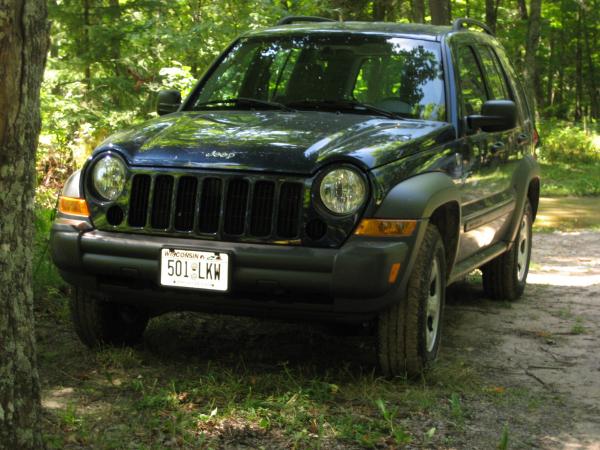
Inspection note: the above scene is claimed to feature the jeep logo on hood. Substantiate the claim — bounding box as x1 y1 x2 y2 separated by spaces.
205 150 237 159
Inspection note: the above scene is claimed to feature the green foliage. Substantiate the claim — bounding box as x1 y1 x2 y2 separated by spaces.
539 162 600 196
33 208 67 311
39 0 599 197
538 119 600 164
498 423 510 450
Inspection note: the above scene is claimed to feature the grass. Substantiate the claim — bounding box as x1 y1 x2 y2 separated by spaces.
539 161 600 197
34 191 590 448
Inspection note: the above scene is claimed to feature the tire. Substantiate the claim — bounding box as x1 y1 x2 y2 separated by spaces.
482 199 533 301
70 288 149 348
378 224 446 378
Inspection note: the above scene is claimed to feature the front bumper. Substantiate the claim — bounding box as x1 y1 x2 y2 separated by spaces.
51 217 425 322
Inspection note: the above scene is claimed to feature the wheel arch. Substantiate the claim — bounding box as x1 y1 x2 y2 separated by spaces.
527 176 540 221
373 171 462 278
506 155 541 243
429 201 461 278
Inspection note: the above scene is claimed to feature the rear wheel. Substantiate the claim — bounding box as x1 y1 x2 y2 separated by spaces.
482 200 533 301
70 288 149 348
378 224 446 378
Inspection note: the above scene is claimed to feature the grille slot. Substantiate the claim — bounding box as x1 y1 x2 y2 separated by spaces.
277 182 303 238
122 174 306 242
198 178 222 233
128 174 151 227
174 176 198 231
250 181 275 236
224 179 249 235
151 175 174 229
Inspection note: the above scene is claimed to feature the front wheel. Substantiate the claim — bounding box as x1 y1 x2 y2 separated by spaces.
482 199 533 301
70 288 149 348
378 224 446 378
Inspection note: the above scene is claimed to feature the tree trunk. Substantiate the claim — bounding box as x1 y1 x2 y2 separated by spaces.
108 0 122 107
583 11 598 119
517 0 528 20
373 0 397 21
545 28 555 108
411 0 425 22
485 0 500 33
429 0 450 24
83 0 91 91
523 0 541 112
575 4 583 121
0 0 48 448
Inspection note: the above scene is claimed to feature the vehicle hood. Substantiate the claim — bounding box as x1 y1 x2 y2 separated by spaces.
95 110 455 174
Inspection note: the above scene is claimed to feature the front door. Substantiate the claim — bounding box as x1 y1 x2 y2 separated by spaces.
453 42 517 262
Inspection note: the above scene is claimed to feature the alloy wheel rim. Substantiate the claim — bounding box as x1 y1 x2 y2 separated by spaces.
426 258 442 353
517 214 530 282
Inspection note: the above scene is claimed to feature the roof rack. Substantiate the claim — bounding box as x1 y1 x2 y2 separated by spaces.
276 16 336 26
452 18 494 36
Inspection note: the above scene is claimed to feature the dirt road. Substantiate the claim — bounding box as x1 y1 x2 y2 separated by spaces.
444 230 600 449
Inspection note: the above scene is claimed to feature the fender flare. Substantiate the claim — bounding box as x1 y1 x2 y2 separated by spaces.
374 171 461 220
372 171 462 283
506 155 541 244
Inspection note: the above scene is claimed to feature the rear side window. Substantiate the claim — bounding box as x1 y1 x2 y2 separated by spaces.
477 45 509 100
456 46 487 116
493 45 533 126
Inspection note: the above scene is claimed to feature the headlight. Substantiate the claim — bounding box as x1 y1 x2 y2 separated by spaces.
91 155 126 201
319 167 366 215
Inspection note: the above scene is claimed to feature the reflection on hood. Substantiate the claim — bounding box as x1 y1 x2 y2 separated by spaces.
96 110 454 174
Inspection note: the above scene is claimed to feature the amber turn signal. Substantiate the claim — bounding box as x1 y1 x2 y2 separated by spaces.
354 219 417 237
58 196 90 217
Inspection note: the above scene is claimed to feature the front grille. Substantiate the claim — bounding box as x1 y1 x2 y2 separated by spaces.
126 173 304 241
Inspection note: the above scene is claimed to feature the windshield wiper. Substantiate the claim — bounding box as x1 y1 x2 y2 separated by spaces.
194 97 294 112
285 99 404 120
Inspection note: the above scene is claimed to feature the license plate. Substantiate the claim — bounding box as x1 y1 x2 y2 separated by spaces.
160 248 229 291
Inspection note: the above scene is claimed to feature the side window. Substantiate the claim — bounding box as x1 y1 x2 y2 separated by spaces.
493 45 532 126
477 45 509 100
456 46 487 116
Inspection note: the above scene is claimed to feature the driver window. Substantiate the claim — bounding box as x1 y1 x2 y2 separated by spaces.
456 46 487 116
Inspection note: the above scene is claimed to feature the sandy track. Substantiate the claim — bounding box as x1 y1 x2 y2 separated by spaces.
444 231 600 449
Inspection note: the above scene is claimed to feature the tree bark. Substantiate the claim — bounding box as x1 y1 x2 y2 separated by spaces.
411 0 425 22
0 0 49 448
545 28 556 108
373 0 397 21
485 0 500 33
575 4 583 120
429 0 450 25
517 0 528 20
583 9 598 119
523 0 541 112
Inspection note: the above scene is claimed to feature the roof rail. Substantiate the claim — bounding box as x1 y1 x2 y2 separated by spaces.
276 16 336 26
452 18 494 36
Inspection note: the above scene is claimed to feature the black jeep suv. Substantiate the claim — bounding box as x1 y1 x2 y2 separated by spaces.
51 17 540 377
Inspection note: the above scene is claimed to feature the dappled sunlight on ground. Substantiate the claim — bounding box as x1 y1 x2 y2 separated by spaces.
536 197 600 230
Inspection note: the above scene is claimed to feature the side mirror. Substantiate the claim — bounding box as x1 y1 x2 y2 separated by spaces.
467 100 517 133
157 90 181 116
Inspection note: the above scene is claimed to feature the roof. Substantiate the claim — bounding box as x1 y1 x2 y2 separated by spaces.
245 22 454 42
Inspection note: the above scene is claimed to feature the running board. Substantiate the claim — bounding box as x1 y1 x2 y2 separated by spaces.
448 242 510 284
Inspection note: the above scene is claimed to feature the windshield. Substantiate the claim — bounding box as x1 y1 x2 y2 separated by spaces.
187 34 446 121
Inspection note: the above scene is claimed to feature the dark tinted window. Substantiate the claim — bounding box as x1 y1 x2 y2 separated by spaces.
477 45 509 100
189 35 445 121
456 46 487 115
493 45 532 126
